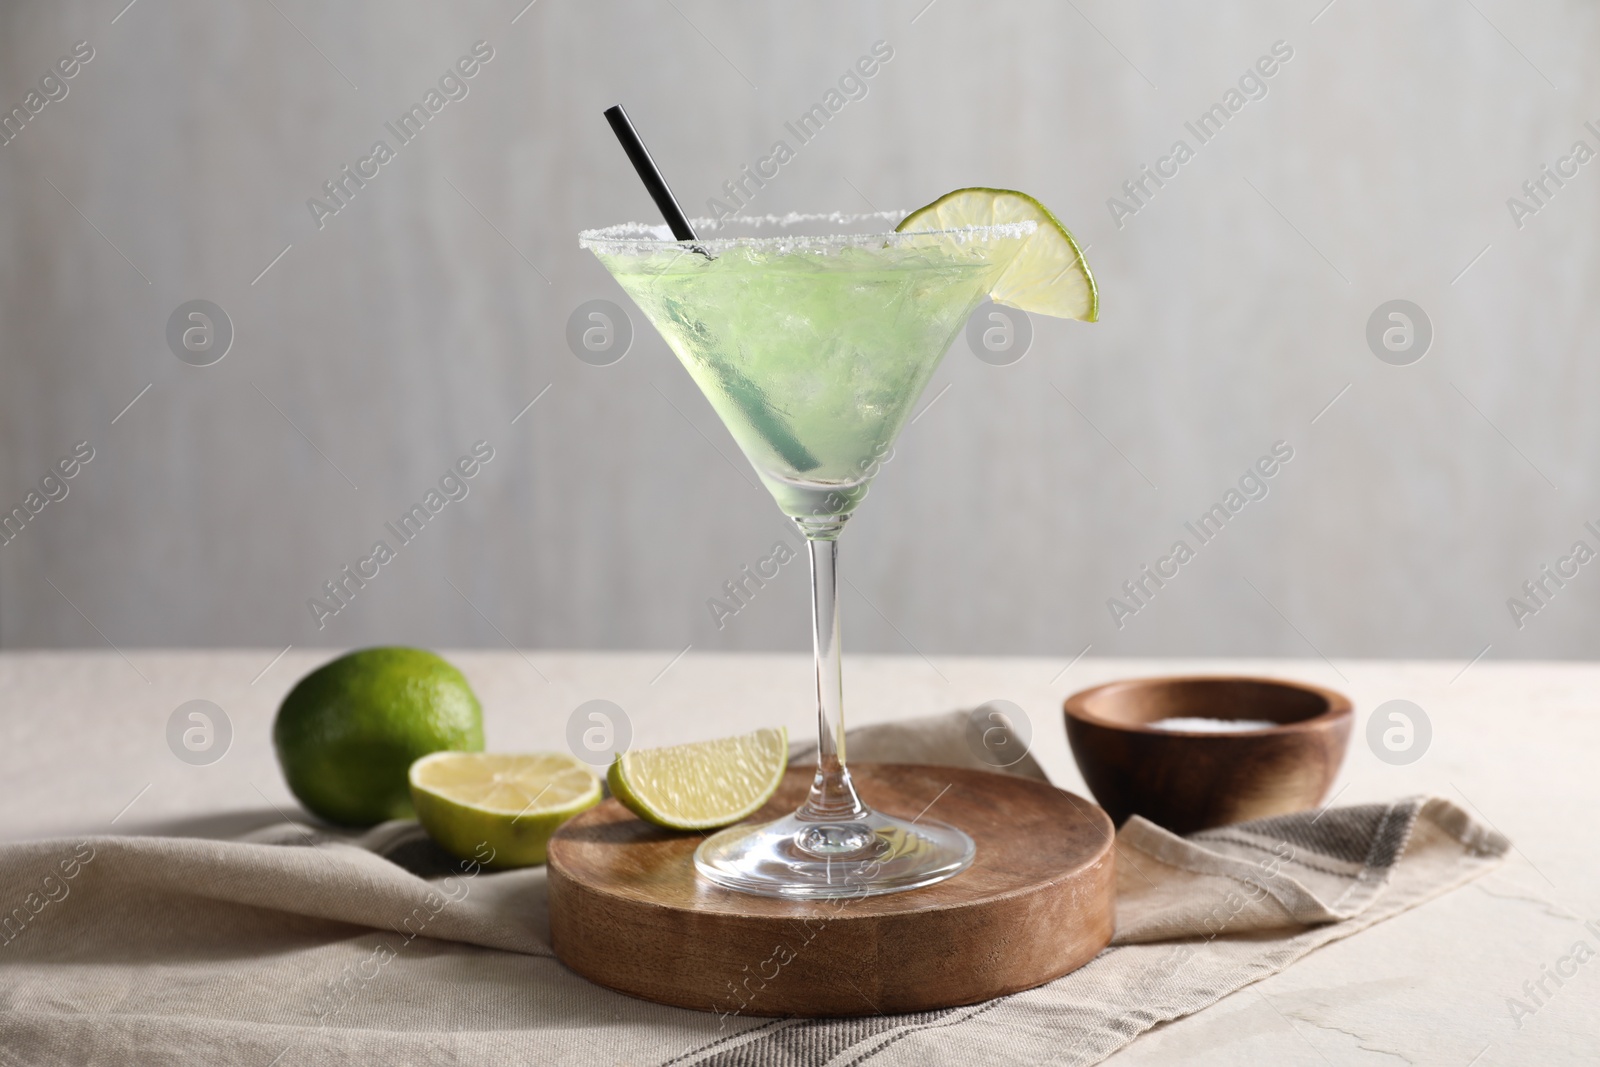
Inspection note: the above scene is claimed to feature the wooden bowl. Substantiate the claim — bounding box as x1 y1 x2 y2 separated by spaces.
1063 676 1352 833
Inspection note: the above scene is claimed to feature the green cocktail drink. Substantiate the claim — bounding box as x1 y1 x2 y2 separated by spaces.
596 235 1014 523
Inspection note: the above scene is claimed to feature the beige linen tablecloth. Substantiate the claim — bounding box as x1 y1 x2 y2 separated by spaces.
0 712 1507 1066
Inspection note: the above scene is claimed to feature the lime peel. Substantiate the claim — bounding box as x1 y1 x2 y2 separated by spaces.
273 647 484 828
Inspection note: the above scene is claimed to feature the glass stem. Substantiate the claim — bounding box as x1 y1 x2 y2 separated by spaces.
798 533 869 823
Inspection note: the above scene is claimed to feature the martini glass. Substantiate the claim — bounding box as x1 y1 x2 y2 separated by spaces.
582 212 1032 898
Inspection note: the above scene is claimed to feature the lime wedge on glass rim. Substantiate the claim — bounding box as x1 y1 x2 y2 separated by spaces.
409 752 602 868
897 187 1098 322
607 727 788 831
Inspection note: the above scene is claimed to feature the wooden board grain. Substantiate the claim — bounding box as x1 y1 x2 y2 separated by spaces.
547 763 1115 1018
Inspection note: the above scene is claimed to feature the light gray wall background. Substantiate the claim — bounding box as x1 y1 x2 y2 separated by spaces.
1 0 1597 662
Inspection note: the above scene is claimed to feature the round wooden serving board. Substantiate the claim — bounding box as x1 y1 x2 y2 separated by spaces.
547 763 1116 1017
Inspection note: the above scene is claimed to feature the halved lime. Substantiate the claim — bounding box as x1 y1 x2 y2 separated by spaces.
607 727 788 831
897 188 1098 322
409 752 602 868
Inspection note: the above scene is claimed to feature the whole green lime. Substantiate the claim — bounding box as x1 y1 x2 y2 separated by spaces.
273 647 484 826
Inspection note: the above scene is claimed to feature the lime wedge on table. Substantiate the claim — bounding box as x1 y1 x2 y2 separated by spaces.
897 188 1098 322
608 727 788 831
409 752 602 868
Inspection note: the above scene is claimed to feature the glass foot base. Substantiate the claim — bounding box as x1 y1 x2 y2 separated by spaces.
693 808 975 900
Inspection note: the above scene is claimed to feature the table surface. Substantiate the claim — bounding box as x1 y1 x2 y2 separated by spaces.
3 650 1595 1064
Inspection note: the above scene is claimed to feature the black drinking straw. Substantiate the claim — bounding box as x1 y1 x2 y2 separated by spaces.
601 104 820 474
603 104 702 246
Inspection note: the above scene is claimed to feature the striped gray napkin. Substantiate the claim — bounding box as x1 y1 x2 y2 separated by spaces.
675 790 1507 1067
0 712 1506 1067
